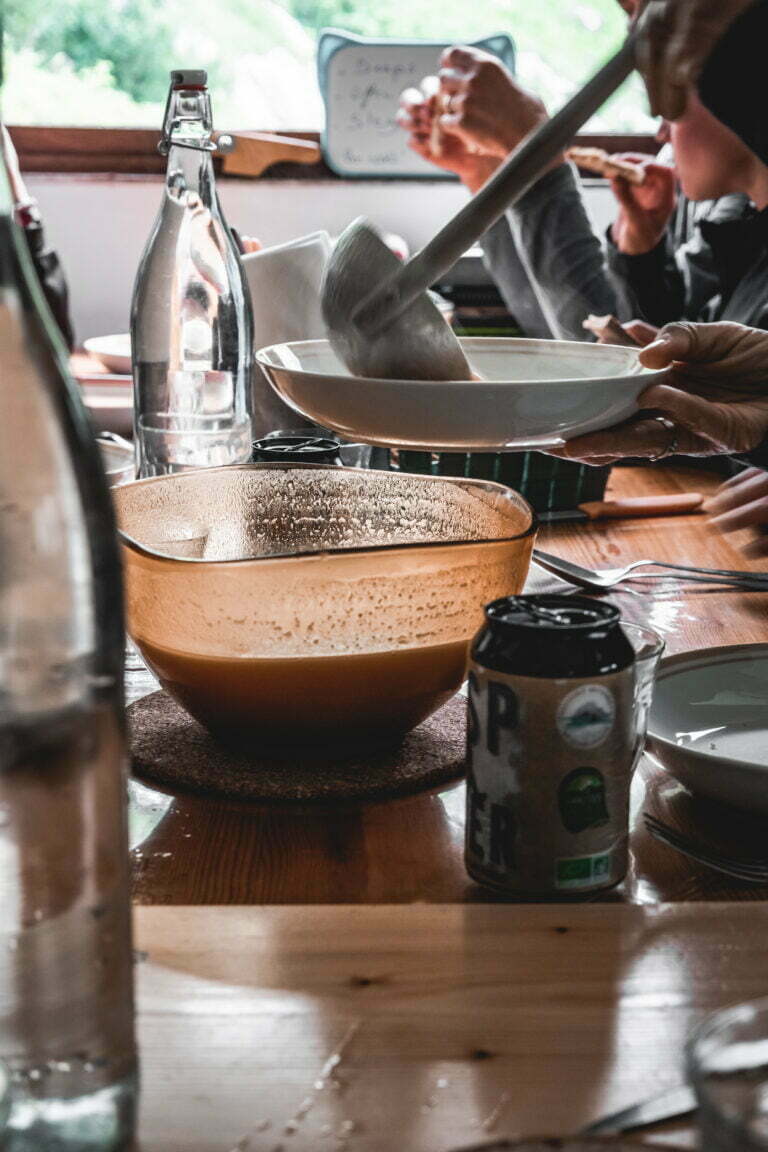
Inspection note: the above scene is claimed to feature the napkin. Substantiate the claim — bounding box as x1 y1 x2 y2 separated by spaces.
242 231 332 437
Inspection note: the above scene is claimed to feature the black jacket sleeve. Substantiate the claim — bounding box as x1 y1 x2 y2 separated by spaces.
22 221 75 351
699 0 768 166
605 233 685 327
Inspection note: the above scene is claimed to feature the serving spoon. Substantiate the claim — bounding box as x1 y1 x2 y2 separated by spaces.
322 36 635 381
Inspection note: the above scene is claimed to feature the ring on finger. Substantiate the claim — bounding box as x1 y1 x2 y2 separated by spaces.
647 415 678 462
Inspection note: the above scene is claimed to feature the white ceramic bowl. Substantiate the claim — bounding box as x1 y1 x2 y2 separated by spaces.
84 333 132 375
255 336 666 451
647 644 768 814
98 436 134 486
82 378 133 436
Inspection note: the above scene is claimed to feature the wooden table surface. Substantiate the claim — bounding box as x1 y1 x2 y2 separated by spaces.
135 902 768 1151
127 463 768 907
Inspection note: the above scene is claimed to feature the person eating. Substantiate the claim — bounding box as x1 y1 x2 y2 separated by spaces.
397 39 768 342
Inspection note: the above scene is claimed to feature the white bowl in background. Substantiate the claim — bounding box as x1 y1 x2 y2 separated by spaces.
256 337 666 451
82 378 133 437
647 644 768 814
84 333 132 375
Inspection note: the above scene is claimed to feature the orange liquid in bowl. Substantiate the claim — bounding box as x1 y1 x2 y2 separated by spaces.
137 636 469 747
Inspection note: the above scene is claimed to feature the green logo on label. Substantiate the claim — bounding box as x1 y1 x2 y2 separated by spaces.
558 767 609 833
556 850 612 890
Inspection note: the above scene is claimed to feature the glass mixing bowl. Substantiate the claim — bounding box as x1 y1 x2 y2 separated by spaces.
115 463 536 749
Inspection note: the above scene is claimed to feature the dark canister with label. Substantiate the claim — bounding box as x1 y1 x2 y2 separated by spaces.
465 594 636 896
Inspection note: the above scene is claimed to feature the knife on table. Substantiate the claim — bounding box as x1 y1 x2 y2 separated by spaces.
580 1083 697 1135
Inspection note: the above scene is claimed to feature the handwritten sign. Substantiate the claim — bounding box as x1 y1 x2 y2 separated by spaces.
317 30 515 179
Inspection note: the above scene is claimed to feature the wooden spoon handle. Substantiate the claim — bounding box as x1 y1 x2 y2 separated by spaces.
579 493 704 520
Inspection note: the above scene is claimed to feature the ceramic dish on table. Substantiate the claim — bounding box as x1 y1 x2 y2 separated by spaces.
97 435 133 487
81 377 133 436
256 337 667 451
83 333 132 375
114 462 535 749
646 643 768 814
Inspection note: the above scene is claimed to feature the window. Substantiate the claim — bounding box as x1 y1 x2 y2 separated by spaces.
4 0 654 135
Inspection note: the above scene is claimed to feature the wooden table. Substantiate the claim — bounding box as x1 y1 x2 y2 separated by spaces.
135 902 768 1150
127 463 768 906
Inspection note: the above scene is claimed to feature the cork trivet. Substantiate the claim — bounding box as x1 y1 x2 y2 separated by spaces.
128 690 467 803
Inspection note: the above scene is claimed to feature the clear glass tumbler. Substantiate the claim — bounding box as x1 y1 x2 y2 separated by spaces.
622 622 665 769
689 998 768 1152
137 412 253 475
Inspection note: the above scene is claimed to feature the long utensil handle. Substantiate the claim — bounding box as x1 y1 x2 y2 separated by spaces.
355 36 635 333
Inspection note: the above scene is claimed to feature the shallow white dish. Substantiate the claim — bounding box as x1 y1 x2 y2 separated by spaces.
647 643 768 814
84 333 132 375
82 378 133 436
97 437 134 486
256 336 666 451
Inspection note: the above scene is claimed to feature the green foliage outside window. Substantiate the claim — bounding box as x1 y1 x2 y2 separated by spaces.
1 0 653 132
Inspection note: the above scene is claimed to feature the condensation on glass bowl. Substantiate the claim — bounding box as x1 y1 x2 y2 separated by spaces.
113 463 536 743
115 463 535 658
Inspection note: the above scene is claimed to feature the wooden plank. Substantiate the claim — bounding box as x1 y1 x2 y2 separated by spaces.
222 132 322 178
128 464 768 907
8 126 330 177
8 125 654 177
135 903 768 1150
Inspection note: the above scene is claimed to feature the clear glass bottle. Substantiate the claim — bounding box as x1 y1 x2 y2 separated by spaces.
131 70 253 478
0 146 136 1147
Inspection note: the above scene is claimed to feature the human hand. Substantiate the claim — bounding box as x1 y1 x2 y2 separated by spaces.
609 155 677 254
396 82 501 192
550 321 768 465
238 235 262 254
705 467 768 557
437 46 556 162
635 0 759 119
583 314 659 345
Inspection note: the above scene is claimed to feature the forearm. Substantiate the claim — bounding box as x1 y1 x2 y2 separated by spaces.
504 163 620 341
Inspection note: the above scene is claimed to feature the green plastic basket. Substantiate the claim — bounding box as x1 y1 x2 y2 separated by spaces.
394 451 610 515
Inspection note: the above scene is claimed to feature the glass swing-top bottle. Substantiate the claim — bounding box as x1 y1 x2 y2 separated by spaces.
131 70 253 477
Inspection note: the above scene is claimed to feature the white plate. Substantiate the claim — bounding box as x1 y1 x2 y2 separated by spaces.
647 643 768 813
97 437 134 486
82 378 134 437
256 337 666 451
84 333 132 375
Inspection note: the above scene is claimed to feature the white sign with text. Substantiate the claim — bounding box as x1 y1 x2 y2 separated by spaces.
318 30 515 179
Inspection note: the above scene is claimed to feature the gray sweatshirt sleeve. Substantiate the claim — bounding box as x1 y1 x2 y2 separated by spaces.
498 162 622 340
481 216 554 339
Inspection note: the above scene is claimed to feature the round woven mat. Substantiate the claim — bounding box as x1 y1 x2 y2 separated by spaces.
128 690 467 803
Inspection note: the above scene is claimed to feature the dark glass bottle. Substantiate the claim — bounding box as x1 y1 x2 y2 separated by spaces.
0 142 136 1147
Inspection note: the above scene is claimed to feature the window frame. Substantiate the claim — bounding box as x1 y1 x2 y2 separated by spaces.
10 125 658 179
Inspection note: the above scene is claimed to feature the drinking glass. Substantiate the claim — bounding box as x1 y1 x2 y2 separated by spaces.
622 622 665 768
137 412 252 475
688 998 768 1151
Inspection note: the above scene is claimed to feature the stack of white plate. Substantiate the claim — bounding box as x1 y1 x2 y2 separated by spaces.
81 334 133 436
